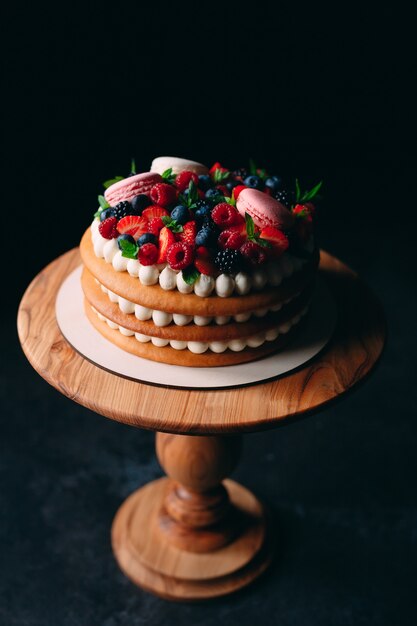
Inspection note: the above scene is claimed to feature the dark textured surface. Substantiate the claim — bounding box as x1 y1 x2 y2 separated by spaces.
2 4 416 624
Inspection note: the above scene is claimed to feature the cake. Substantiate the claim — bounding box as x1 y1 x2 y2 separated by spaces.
80 156 321 367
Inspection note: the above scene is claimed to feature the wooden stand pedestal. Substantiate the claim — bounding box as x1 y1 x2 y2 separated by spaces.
17 249 385 601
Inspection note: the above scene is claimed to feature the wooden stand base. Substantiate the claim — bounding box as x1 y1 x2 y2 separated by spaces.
111 477 272 601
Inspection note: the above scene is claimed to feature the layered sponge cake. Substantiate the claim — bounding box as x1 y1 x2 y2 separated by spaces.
80 157 321 367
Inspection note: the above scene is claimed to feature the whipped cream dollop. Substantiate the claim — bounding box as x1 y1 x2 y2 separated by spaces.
90 303 310 354
90 219 309 298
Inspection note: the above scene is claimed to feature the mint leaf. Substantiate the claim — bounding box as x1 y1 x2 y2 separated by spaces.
256 238 272 248
300 181 323 203
245 212 255 239
179 180 199 208
257 168 269 181
93 209 102 219
161 167 176 184
98 195 110 209
213 168 230 183
182 266 200 285
118 238 139 259
295 178 302 203
161 215 183 233
249 158 257 175
130 157 136 174
103 175 124 189
225 195 236 207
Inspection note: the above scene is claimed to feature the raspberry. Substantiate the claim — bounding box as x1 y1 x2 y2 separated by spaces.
138 243 159 266
214 249 242 274
211 203 240 229
99 216 119 239
218 229 246 250
167 242 194 270
148 217 165 235
150 183 177 207
175 170 199 191
240 241 267 266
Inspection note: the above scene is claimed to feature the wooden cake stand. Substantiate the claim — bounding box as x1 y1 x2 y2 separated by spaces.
17 249 385 601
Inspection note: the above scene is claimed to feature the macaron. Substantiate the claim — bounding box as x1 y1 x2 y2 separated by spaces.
236 188 294 230
151 156 209 176
104 172 162 207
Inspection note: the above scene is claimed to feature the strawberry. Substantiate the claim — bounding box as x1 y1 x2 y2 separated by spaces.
259 226 289 255
138 243 159 266
150 183 177 207
148 217 165 235
209 162 225 175
232 185 247 200
211 203 241 229
157 227 176 264
195 246 216 276
292 203 314 221
167 242 194 270
177 220 196 245
142 205 169 221
218 229 246 250
117 215 148 240
240 241 267 266
98 216 119 239
175 170 199 191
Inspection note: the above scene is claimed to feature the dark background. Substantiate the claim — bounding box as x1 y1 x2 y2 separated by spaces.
1 5 416 626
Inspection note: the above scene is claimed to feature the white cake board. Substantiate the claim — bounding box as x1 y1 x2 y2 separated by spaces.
55 265 337 389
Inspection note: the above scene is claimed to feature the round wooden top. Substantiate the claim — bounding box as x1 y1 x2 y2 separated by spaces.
17 249 385 434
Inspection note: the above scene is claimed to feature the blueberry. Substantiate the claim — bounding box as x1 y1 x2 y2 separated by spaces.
131 194 151 215
138 233 157 246
226 180 240 191
198 175 213 191
100 208 114 221
195 205 211 224
117 234 136 250
205 188 223 200
243 175 263 189
264 176 283 192
170 205 189 225
195 227 215 247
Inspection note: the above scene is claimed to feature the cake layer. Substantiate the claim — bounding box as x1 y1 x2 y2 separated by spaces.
80 228 319 316
85 300 308 367
82 266 313 342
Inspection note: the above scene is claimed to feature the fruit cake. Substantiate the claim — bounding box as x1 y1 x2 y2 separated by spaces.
80 156 321 367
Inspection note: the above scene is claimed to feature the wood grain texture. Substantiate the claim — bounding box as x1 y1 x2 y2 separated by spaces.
17 248 386 435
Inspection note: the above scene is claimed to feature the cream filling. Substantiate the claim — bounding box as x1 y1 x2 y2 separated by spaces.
90 304 309 354
94 278 297 327
90 219 311 298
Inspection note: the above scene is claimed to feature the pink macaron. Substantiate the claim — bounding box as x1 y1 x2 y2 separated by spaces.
104 172 162 206
236 188 294 230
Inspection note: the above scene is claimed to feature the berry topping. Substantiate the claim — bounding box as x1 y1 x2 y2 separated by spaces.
240 241 267 266
177 220 197 245
138 243 159 266
205 188 224 201
243 175 263 190
233 168 248 181
211 203 241 229
292 203 314 220
131 194 152 215
195 246 216 276
218 229 246 250
274 189 293 208
117 233 136 251
99 208 114 222
117 215 148 240
157 226 176 263
142 205 170 221
147 217 165 235
198 174 213 191
195 226 216 247
112 201 132 221
150 183 177 207
214 249 242 274
175 170 199 191
232 185 247 200
259 226 289 255
138 233 157 246
99 216 119 239
167 242 194 270
264 176 283 193
170 205 190 225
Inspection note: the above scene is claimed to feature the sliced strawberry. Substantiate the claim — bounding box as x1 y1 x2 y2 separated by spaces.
157 226 176 264
148 217 165 235
117 215 148 240
195 246 216 276
259 226 289 255
177 220 196 245
218 229 246 250
142 205 169 221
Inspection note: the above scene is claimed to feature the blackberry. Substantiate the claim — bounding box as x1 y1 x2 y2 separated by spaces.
274 189 293 209
233 168 248 180
112 201 132 220
214 249 242 274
